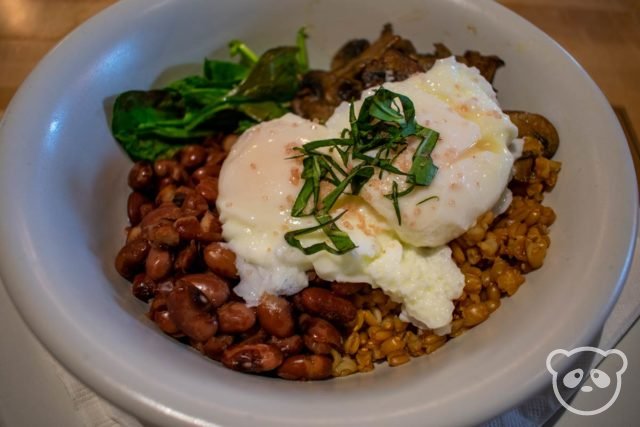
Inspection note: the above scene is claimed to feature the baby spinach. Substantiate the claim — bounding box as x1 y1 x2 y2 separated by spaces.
233 47 304 102
111 90 192 160
112 29 308 161
203 60 250 87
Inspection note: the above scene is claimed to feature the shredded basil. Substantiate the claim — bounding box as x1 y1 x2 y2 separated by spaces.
286 87 440 255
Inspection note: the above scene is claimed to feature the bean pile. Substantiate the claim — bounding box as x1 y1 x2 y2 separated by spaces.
115 131 561 380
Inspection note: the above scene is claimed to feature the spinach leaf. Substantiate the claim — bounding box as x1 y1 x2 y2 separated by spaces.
111 29 308 161
233 46 303 101
112 90 185 135
228 40 259 67
203 59 249 87
111 90 200 161
231 29 309 101
181 88 229 108
167 76 229 106
296 27 309 73
236 101 289 122
114 134 184 162
167 75 213 92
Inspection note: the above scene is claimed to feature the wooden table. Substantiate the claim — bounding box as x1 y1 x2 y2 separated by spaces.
1 0 639 134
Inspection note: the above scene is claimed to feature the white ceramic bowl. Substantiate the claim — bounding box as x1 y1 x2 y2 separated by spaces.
0 0 636 425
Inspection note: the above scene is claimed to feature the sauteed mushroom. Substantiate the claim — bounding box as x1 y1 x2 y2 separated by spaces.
506 111 560 158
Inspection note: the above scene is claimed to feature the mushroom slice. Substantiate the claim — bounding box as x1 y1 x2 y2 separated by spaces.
506 111 560 158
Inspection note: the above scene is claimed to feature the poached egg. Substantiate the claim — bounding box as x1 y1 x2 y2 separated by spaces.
216 57 519 330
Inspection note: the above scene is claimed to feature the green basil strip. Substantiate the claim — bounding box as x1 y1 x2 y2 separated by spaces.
291 179 315 217
389 181 402 225
409 129 440 185
350 166 374 195
417 195 440 206
284 211 356 255
302 137 353 152
352 152 407 176
316 212 357 254
320 166 367 213
285 86 441 256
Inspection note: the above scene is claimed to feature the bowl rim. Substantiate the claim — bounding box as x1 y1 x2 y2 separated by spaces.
0 0 637 425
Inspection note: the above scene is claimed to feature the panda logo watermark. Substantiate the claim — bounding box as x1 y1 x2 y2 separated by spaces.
546 347 628 416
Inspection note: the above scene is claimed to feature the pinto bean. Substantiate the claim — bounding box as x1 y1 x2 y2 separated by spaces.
330 281 369 297
301 317 342 355
277 355 332 381
126 226 142 243
139 203 154 219
256 294 294 338
128 162 154 191
127 192 150 225
222 134 239 152
218 302 256 334
154 159 174 177
202 335 234 361
149 294 168 313
238 328 267 345
181 273 230 308
194 211 222 242
203 242 238 279
170 186 193 207
291 293 305 312
221 343 283 373
155 184 177 205
115 239 150 279
182 192 209 217
174 216 201 240
269 335 304 358
148 295 179 335
146 223 180 247
132 273 156 302
155 278 175 297
145 247 172 280
199 210 222 234
206 149 226 169
157 176 174 189
191 165 219 185
167 282 217 342
180 145 207 169
300 288 357 323
174 241 198 274
153 310 181 335
154 159 186 182
140 203 183 228
197 231 223 244
195 177 219 204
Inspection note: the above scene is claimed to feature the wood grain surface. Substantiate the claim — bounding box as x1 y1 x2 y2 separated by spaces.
1 0 638 147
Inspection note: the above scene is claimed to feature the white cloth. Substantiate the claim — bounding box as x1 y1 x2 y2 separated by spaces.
46 222 640 427
48 358 143 427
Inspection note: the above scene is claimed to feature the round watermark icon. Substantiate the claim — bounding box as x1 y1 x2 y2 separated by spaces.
546 347 628 416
